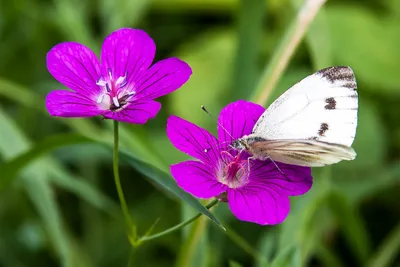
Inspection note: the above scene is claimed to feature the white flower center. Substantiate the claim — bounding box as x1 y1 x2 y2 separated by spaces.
95 69 135 111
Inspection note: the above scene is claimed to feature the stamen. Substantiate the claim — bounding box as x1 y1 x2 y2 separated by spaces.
119 79 128 89
106 83 111 92
96 75 105 86
96 80 107 87
116 76 126 86
112 96 120 107
107 68 113 80
96 94 105 104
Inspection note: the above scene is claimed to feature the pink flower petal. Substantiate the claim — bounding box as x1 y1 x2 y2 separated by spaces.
227 185 290 225
103 99 161 124
46 42 102 98
134 57 192 100
101 28 155 84
46 90 102 117
250 161 313 196
167 116 220 168
171 161 227 199
218 100 265 145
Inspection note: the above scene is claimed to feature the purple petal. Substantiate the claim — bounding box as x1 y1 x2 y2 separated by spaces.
46 42 102 98
167 116 220 168
102 99 161 124
227 185 290 225
133 57 192 100
249 161 313 196
46 90 102 117
171 161 227 199
218 100 265 145
101 28 155 84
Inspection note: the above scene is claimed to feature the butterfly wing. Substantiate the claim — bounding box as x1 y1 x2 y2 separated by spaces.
250 139 356 167
253 66 358 147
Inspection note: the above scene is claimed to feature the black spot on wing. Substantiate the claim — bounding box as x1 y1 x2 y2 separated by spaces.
317 66 357 89
318 123 329 136
325 97 336 110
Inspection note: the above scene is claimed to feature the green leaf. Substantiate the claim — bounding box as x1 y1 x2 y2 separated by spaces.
367 222 400 267
0 133 92 191
0 108 75 266
327 190 371 265
119 150 224 230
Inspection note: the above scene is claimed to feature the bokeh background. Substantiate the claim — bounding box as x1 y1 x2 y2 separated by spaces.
0 0 399 266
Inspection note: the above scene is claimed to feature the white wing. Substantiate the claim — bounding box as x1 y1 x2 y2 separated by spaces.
249 139 356 167
253 66 358 147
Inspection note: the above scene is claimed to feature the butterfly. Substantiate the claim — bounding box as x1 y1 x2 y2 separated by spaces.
231 66 358 167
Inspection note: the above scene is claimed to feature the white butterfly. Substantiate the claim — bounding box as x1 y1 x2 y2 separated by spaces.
232 66 358 167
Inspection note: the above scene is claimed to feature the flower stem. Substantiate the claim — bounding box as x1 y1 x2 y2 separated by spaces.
113 120 136 243
138 199 219 244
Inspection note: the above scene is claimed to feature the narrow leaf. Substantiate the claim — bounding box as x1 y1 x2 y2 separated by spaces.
0 133 92 191
367 222 400 267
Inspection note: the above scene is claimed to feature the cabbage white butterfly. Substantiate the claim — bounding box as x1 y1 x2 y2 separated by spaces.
232 66 358 167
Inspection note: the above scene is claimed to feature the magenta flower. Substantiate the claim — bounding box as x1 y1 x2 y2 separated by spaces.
167 100 313 225
45 28 192 124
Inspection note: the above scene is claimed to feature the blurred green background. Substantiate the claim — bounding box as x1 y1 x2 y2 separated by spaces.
0 0 399 266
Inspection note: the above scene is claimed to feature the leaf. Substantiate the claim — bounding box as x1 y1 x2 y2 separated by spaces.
119 150 224 230
0 133 92 191
327 190 372 266
367 222 400 267
0 108 75 266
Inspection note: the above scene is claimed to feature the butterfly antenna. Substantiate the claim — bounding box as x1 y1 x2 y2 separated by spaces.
201 105 236 141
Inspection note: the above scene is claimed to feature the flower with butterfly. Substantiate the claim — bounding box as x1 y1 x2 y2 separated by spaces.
167 100 313 225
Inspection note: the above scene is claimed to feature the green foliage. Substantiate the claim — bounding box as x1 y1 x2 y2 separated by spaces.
0 0 399 266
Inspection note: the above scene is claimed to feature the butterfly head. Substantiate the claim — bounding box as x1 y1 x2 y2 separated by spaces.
231 138 250 151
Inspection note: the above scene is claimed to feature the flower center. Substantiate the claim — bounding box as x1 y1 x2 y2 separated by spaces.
216 151 249 189
95 69 135 111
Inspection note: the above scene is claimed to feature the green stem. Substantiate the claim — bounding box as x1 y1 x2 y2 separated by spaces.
138 199 219 243
251 0 327 105
113 121 136 242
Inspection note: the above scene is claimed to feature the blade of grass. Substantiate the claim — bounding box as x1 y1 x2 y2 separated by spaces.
367 222 400 267
0 108 74 267
328 190 371 265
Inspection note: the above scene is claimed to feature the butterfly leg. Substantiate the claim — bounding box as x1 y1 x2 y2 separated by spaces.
263 156 294 181
247 156 256 173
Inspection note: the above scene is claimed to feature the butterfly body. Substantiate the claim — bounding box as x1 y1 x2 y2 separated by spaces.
232 66 358 167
